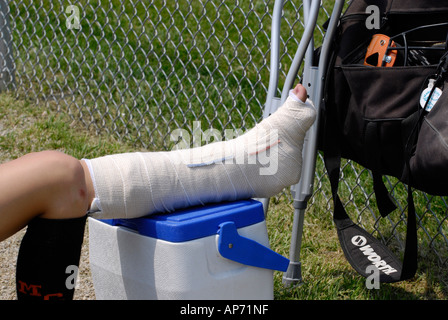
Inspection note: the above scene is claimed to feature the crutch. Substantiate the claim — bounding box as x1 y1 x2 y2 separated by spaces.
259 0 345 286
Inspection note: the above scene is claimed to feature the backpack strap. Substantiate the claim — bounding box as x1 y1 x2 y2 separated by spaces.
364 121 398 217
324 147 417 283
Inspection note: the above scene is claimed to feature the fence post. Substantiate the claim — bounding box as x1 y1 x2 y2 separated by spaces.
0 0 14 92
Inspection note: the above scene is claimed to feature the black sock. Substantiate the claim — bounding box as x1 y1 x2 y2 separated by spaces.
16 216 87 300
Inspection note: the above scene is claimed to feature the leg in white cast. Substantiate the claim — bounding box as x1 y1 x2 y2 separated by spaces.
84 84 316 219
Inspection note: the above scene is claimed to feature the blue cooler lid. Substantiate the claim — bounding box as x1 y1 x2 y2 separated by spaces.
100 199 265 243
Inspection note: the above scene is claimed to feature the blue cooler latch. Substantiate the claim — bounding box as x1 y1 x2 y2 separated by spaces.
217 221 289 272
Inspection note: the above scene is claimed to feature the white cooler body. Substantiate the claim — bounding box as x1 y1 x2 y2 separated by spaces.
88 199 289 300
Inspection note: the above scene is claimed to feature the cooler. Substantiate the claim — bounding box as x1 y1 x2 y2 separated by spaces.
88 199 289 300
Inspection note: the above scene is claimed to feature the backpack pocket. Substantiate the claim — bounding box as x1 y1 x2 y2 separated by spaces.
340 65 437 179
410 81 448 195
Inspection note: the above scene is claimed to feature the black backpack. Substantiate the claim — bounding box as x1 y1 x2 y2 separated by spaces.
319 0 448 283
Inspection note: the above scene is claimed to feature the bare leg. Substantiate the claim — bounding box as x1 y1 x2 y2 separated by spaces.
0 151 96 300
0 150 93 242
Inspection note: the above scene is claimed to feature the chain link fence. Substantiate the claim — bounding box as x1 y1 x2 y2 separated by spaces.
2 0 447 270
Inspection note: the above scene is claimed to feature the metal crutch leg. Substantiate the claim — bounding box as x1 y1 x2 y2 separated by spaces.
257 0 320 215
282 0 346 286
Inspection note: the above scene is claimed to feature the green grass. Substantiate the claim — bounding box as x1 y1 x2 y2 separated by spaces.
10 0 337 149
11 0 279 148
267 195 448 300
0 94 134 161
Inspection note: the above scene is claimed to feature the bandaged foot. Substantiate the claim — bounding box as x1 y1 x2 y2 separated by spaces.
84 84 316 219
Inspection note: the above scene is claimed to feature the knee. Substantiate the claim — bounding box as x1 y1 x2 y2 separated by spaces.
35 151 90 217
38 151 84 183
